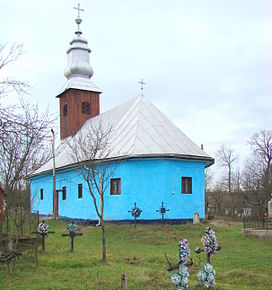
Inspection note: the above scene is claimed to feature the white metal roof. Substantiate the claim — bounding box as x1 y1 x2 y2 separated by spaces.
57 75 102 96
34 96 213 175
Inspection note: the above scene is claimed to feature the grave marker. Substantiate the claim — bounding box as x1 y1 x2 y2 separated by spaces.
62 221 83 252
0 239 22 274
193 212 200 224
128 202 142 228
156 202 169 227
195 227 221 288
34 220 55 251
166 239 193 289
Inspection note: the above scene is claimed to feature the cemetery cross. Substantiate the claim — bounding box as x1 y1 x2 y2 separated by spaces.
34 220 55 252
194 227 221 288
156 201 169 227
128 202 142 228
62 221 83 252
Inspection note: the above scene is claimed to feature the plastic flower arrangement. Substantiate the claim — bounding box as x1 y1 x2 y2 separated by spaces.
201 227 220 255
170 239 191 290
195 227 221 289
197 263 216 289
67 222 77 234
37 220 49 234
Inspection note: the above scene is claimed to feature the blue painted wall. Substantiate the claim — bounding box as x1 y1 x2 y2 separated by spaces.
30 158 206 220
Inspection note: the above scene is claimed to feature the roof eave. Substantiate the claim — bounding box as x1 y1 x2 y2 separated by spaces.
29 153 214 178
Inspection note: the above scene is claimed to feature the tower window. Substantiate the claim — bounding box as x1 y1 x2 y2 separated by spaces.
40 188 43 200
82 102 91 114
63 104 68 116
62 186 66 200
110 178 121 195
181 177 192 194
78 183 83 199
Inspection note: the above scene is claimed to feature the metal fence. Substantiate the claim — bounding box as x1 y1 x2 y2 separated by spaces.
243 216 272 230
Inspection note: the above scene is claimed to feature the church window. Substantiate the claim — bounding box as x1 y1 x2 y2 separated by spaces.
181 177 192 194
110 178 121 195
82 102 91 114
62 186 67 200
40 188 43 200
63 104 68 116
78 183 83 199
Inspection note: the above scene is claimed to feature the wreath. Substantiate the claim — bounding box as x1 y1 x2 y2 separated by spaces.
131 207 142 218
67 222 77 234
38 221 49 234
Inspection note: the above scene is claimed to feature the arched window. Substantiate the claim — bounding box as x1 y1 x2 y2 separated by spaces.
63 104 68 116
82 102 91 114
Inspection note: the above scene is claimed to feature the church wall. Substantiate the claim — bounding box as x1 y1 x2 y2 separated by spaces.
31 158 205 221
103 158 205 220
30 168 98 220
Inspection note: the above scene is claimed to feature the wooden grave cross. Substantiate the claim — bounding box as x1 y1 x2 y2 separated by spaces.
34 220 55 251
0 239 22 274
156 201 169 227
62 221 83 252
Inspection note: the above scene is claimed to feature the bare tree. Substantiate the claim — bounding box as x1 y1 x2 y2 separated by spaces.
241 130 272 216
0 43 29 97
216 145 238 194
0 102 52 191
67 121 116 263
205 167 213 193
0 43 53 245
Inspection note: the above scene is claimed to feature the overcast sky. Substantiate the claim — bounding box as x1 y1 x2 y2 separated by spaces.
1 0 271 179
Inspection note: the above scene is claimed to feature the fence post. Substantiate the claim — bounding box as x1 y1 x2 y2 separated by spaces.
121 273 127 290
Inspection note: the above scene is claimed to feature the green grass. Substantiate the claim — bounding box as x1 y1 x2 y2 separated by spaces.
0 220 271 289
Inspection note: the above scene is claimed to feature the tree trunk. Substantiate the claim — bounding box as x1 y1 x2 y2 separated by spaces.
102 222 106 263
0 217 3 250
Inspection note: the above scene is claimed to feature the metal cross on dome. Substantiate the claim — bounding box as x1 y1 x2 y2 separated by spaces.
74 3 84 18
74 3 84 35
138 79 146 97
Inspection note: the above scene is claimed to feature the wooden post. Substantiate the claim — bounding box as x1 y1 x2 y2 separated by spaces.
7 239 14 275
134 216 136 229
62 232 83 252
35 243 38 268
41 233 46 251
71 234 74 252
121 273 127 290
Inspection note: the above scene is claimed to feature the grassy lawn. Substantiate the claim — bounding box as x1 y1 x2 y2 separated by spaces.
0 220 271 289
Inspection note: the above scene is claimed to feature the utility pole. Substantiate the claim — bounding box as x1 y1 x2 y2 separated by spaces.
96 171 102 227
51 129 57 220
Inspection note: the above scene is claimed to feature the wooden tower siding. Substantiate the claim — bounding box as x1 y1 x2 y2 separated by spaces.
58 88 100 140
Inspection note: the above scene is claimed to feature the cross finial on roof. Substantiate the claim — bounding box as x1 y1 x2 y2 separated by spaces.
74 3 84 18
73 3 84 36
138 79 146 97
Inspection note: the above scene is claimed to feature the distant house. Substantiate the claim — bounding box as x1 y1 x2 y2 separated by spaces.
0 184 6 220
30 10 214 222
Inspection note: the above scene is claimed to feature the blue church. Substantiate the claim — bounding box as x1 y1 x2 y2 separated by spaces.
30 8 214 223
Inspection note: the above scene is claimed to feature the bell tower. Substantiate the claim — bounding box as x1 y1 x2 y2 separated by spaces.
57 3 102 140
